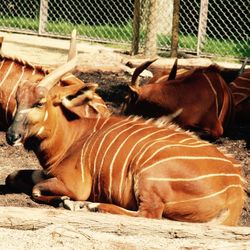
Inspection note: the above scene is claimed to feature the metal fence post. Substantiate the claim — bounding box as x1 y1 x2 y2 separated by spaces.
39 0 49 35
131 0 141 55
197 0 209 56
170 0 180 58
144 0 159 57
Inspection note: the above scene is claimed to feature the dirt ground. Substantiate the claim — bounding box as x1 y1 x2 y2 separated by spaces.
0 32 249 229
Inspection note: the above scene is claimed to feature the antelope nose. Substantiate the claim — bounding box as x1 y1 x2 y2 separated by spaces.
6 131 22 146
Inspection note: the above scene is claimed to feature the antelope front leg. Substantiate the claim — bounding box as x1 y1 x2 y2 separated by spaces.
5 169 47 194
31 177 75 206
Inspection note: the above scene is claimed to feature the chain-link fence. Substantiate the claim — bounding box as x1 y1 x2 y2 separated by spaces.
0 0 249 59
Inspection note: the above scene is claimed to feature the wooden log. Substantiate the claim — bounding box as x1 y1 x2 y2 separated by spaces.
0 206 249 249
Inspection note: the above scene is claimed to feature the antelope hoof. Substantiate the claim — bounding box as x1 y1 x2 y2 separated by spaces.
62 200 100 212
62 199 88 211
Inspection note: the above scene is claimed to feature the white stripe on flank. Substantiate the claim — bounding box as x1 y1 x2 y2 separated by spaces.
5 65 26 123
140 143 212 169
0 61 14 87
104 123 155 201
118 129 180 200
79 116 103 195
230 82 250 91
237 76 250 82
139 156 233 175
133 132 183 167
203 73 218 116
166 184 243 205
92 117 133 173
94 117 141 200
179 138 196 143
147 173 245 183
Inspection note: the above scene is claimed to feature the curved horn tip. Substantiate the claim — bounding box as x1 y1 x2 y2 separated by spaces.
152 57 159 62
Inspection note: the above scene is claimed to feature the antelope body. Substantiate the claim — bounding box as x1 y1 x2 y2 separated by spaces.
6 69 245 225
122 59 235 138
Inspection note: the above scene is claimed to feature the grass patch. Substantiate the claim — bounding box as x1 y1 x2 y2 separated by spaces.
0 16 248 58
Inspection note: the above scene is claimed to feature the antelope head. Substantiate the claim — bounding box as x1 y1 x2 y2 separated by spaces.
6 29 84 147
121 58 178 115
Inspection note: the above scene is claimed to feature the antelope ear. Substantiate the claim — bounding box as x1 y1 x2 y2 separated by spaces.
61 83 97 110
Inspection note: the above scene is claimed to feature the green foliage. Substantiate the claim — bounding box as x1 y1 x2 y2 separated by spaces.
0 16 248 58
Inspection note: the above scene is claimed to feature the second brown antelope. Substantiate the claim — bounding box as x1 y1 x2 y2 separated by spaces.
122 59 235 139
6 56 245 225
0 31 110 131
229 64 250 123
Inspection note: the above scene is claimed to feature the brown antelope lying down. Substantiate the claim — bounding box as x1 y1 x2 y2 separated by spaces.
0 31 110 131
122 59 235 139
229 66 250 123
6 58 245 226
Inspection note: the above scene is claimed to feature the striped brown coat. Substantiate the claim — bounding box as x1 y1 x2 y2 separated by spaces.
7 80 245 226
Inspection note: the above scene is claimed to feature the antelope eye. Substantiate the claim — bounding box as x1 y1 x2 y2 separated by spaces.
33 101 44 108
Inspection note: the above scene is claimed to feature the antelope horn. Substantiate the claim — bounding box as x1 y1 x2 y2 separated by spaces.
167 58 178 81
131 58 158 87
238 57 249 75
38 29 77 89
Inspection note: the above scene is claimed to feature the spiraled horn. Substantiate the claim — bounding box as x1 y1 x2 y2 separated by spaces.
167 58 178 81
131 58 158 87
38 29 77 90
